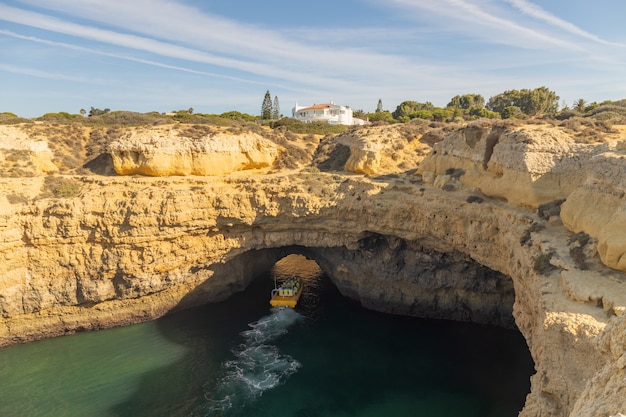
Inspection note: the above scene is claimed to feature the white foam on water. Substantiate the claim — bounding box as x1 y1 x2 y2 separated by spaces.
206 307 302 414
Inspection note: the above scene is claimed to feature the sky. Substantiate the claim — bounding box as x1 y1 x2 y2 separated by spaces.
1 0 625 118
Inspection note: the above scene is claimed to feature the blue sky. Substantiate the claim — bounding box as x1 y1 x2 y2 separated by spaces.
1 0 625 117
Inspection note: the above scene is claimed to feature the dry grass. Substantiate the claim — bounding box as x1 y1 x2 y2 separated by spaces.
0 149 37 177
40 175 82 198
23 124 87 171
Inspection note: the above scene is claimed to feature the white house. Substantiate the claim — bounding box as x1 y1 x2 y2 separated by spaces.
291 101 365 126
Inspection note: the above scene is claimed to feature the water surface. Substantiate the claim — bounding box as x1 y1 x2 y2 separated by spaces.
0 255 534 416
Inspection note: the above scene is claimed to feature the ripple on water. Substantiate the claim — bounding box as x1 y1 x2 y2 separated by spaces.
206 307 302 414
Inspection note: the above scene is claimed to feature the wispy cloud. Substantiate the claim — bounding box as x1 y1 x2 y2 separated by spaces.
0 62 91 83
4 0 429 85
0 5 308 82
503 0 624 47
2 0 625 117
0 29 274 86
384 0 585 51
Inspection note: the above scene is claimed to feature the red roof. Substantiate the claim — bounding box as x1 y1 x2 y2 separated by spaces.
300 103 331 111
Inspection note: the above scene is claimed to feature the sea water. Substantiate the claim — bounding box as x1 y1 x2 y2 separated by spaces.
0 255 534 416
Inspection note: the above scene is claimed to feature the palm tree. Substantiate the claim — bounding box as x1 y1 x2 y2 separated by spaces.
573 98 587 113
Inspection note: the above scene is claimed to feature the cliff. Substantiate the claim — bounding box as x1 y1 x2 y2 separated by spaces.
108 126 281 176
0 121 625 417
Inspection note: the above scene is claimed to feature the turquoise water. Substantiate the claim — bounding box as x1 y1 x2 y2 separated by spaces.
0 256 534 416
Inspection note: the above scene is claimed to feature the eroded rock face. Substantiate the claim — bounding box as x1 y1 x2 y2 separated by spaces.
109 127 281 176
307 233 516 328
1 172 624 417
420 124 595 207
2 121 626 417
561 147 626 272
336 134 381 174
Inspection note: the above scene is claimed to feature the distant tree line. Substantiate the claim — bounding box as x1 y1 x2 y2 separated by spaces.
385 86 561 123
4 85 626 130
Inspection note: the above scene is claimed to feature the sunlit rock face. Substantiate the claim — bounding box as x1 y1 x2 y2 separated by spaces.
109 127 281 176
420 124 593 208
1 121 626 417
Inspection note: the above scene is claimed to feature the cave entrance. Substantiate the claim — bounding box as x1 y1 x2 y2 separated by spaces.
159 240 534 416
207 250 535 417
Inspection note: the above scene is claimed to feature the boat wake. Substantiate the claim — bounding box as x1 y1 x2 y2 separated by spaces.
206 307 301 414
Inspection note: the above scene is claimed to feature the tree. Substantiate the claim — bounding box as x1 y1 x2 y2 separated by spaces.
261 90 273 120
367 110 393 123
486 90 524 114
447 94 485 110
524 86 559 116
573 99 587 113
487 87 559 117
351 109 366 119
272 96 280 120
88 107 110 117
392 100 435 119
376 99 383 113
188 107 194 114
79 108 86 116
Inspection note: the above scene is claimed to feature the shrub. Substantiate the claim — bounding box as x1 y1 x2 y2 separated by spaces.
568 231 591 246
555 110 582 120
36 112 82 123
501 106 526 119
520 222 546 246
466 195 484 204
568 231 592 270
569 246 589 270
537 199 565 220
0 112 32 125
270 118 348 135
92 111 170 126
469 108 501 119
219 111 259 121
411 110 434 120
533 251 557 275
43 176 82 198
445 167 465 180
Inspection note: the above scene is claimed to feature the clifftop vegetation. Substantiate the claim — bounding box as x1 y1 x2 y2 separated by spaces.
1 86 625 141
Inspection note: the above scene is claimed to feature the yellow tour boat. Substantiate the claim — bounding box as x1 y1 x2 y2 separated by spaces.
270 276 303 308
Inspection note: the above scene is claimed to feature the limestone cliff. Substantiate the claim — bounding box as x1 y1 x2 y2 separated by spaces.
420 124 595 207
561 147 626 272
1 121 626 417
109 125 281 176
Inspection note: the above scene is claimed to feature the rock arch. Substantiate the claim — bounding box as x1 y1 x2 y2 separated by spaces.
176 233 515 329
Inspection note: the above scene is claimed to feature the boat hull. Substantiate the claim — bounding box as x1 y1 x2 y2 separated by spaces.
270 282 303 308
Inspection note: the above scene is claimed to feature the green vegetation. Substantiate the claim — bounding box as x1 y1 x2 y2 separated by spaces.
261 90 272 120
261 90 281 120
487 87 559 117
0 112 32 125
269 118 349 135
2 86 625 138
42 176 82 198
